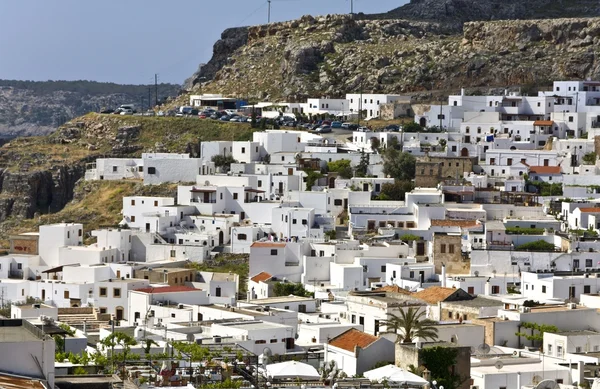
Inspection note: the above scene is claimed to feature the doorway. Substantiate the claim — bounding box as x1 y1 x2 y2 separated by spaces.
116 307 124 321
419 117 427 127
219 231 224 245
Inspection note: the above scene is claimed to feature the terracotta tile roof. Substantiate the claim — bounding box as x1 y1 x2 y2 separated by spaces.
529 166 561 174
413 286 460 304
578 207 600 213
374 285 413 295
250 271 273 283
135 286 199 294
328 328 379 352
251 242 287 248
431 219 479 228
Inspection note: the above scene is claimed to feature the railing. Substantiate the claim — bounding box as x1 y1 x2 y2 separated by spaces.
8 270 23 279
191 199 216 204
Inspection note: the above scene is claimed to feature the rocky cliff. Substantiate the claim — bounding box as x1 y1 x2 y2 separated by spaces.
0 113 255 231
191 14 600 101
0 80 181 138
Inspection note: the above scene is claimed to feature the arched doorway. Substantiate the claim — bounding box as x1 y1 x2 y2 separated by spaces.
219 230 224 245
461 148 469 157
115 307 124 321
419 117 427 127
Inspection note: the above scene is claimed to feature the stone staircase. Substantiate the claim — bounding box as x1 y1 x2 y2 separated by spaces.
58 307 111 331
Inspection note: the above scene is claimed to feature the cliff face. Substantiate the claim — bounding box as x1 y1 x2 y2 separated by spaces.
193 15 600 101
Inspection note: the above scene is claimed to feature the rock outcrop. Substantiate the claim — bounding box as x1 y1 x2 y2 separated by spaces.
193 15 600 100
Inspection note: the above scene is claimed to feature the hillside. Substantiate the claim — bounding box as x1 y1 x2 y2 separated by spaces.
189 15 600 101
0 114 256 241
382 0 600 25
0 80 181 137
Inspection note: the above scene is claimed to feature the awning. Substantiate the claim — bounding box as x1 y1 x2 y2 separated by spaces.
245 188 266 193
533 120 554 126
42 264 79 274
190 188 217 193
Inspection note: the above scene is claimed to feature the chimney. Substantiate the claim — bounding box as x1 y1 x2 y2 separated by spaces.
441 263 446 287
461 88 465 96
484 280 491 296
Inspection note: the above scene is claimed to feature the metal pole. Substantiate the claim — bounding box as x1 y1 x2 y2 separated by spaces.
351 0 353 14
268 0 271 23
359 80 363 127
155 74 159 106
111 318 115 373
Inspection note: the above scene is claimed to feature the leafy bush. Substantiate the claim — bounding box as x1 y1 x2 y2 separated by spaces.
505 227 544 235
516 240 556 252
273 282 312 297
327 159 353 179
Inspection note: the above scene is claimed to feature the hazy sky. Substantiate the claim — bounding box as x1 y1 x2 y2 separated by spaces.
0 0 408 85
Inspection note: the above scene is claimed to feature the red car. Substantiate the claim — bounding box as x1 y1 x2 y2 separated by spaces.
199 113 207 119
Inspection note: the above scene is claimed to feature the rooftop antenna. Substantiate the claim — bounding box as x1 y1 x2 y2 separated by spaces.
268 0 271 23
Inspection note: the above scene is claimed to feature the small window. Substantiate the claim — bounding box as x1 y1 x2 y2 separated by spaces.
130 215 136 222
270 339 277 343
292 219 297 224
170 250 176 258
302 219 308 225
441 244 446 253
258 180 262 187
64 290 70 299
112 166 118 172
147 167 156 174
334 199 343 206
113 288 121 298
238 233 247 241
100 308 107 314
233 193 238 200
542 285 546 293
17 263 22 270
449 245 455 254
99 287 107 297
271 249 278 255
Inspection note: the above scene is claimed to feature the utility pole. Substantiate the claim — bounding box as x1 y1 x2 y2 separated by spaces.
148 87 152 111
350 0 354 14
154 74 159 106
140 96 144 112
268 0 271 23
358 79 363 127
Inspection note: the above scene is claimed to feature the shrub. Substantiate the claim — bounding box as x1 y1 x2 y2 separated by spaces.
516 240 556 252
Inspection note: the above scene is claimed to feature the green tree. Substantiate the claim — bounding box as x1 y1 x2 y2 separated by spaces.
211 155 238 171
381 307 438 344
382 149 416 181
378 181 414 201
327 159 353 179
101 332 138 367
370 137 381 152
356 150 369 177
583 152 597 165
438 138 447 151
273 282 312 297
421 347 466 389
515 240 556 251
250 110 258 128
515 322 559 348
304 169 324 191
403 122 423 132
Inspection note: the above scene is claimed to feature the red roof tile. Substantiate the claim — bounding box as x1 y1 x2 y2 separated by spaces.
251 242 286 248
135 286 199 294
529 166 561 174
328 328 379 352
250 271 273 283
431 219 479 228
578 207 600 213
533 120 554 126
413 286 460 304
374 285 413 295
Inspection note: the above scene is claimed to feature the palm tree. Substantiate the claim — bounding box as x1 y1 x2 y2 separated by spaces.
381 307 439 344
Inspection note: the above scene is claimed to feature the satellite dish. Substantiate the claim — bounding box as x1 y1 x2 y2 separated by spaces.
494 360 504 370
474 270 480 277
533 379 557 389
477 343 491 355
532 375 543 385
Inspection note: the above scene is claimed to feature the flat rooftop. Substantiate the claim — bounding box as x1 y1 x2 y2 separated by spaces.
249 296 315 304
443 297 503 308
0 322 40 342
216 320 288 331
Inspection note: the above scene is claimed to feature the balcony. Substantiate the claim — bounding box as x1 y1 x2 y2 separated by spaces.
8 270 24 279
190 198 216 204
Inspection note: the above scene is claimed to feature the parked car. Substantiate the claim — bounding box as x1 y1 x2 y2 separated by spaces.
219 115 231 121
100 108 114 114
199 113 207 119
331 121 342 128
385 124 400 132
143 110 155 116
157 111 165 117
316 126 332 134
120 109 133 116
357 126 371 132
